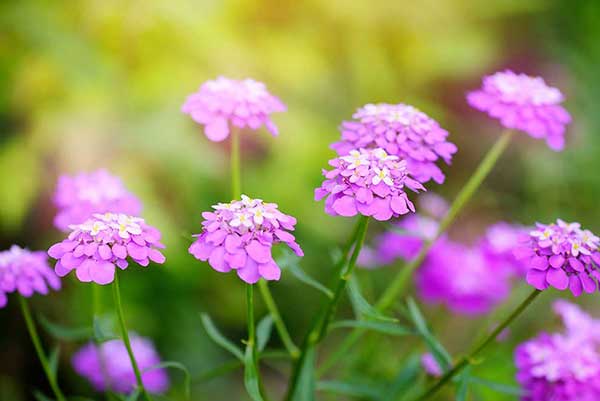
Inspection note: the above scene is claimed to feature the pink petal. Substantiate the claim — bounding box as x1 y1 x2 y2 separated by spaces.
568 257 584 272
127 243 148 260
189 240 214 261
148 249 166 264
546 269 568 290
246 240 272 264
548 255 565 268
204 118 230 142
530 256 549 271
112 244 127 259
569 275 583 297
90 262 116 285
237 258 260 284
390 196 410 215
224 251 247 269
258 261 281 281
332 196 358 217
54 261 73 277
75 260 93 283
208 247 229 273
98 245 112 260
225 235 242 253
526 269 549 290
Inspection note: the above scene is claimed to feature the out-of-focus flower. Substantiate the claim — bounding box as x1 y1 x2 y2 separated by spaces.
416 239 511 315
73 334 169 394
418 193 449 220
421 353 443 377
514 219 600 296
0 246 60 308
315 148 425 221
515 301 600 401
377 214 440 263
181 77 286 142
480 222 529 277
53 170 142 232
553 300 600 343
467 70 571 151
48 213 166 285
331 104 457 184
188 195 302 284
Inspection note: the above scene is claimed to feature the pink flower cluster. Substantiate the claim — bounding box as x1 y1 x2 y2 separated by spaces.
73 334 169 394
53 170 142 232
315 148 425 221
468 70 571 151
514 219 600 296
0 246 61 308
48 213 166 285
331 103 457 184
189 195 303 284
181 77 286 142
515 301 600 401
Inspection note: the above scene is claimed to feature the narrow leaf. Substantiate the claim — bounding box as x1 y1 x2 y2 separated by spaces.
243 344 264 401
144 361 191 400
33 391 55 401
93 316 119 343
329 320 414 336
456 367 471 401
37 315 92 341
348 277 397 322
199 313 244 361
382 355 421 401
316 380 382 399
48 346 60 380
194 360 243 383
125 387 141 401
279 253 333 299
468 377 523 396
256 316 274 352
289 345 316 401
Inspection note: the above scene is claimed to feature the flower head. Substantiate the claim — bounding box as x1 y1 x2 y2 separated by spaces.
188 195 303 284
331 104 457 184
181 77 286 142
514 219 600 296
315 148 425 221
48 213 166 285
53 170 142 232
73 334 169 394
467 70 571 151
0 246 61 308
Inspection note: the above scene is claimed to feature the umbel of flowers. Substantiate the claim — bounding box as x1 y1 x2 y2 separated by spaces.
181 76 286 142
189 195 303 284
48 213 166 285
331 103 457 184
315 148 425 221
515 219 600 296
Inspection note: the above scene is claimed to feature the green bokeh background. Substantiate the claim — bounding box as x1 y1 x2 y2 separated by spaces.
1 0 599 400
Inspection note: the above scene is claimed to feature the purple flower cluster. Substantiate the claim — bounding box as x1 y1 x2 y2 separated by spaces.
468 70 571 151
515 301 600 401
189 195 303 284
0 246 60 308
48 213 166 285
181 77 286 142
331 104 457 184
514 219 600 296
73 334 169 394
53 170 142 232
315 148 425 221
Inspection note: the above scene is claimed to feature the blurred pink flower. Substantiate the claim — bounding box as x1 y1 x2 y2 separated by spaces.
480 222 530 277
189 195 303 284
467 70 571 151
421 353 443 377
181 77 286 142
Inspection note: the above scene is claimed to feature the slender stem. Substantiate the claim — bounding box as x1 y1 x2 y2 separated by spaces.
414 289 542 401
231 128 241 199
318 129 514 376
112 273 152 401
19 296 67 401
258 280 300 358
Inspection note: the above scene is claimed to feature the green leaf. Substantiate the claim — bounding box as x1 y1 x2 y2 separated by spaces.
278 252 333 299
144 361 191 400
256 316 274 352
125 387 140 401
37 315 92 341
406 298 452 371
456 367 471 401
382 355 421 401
316 380 382 399
468 377 523 396
93 316 119 343
329 320 414 336
289 345 316 401
194 360 243 383
243 344 264 401
33 391 55 401
348 277 397 322
199 313 244 361
48 346 60 380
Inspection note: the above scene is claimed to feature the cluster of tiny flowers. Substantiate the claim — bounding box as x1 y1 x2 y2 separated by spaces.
315 148 425 221
331 104 457 184
53 170 142 232
73 334 169 394
189 195 303 284
514 219 600 296
515 301 600 401
181 77 286 142
0 246 60 308
468 70 571 151
48 213 166 285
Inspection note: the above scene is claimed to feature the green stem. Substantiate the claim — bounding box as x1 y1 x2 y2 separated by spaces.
258 280 300 358
318 129 514 376
19 296 67 401
231 128 241 199
112 273 152 401
413 289 542 401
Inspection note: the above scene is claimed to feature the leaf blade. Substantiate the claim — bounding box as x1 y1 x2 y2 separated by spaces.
256 316 274 352
329 320 414 336
199 313 244 361
348 277 397 322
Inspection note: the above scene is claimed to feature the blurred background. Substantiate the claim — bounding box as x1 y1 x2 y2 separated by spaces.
1 0 599 400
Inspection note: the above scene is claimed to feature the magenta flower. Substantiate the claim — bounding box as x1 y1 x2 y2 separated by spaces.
73 334 169 394
53 170 142 232
0 246 61 308
377 214 440 264
315 148 425 221
48 213 166 285
421 353 443 377
188 195 303 284
181 76 286 142
514 219 600 296
467 70 571 151
331 104 457 184
480 222 529 277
